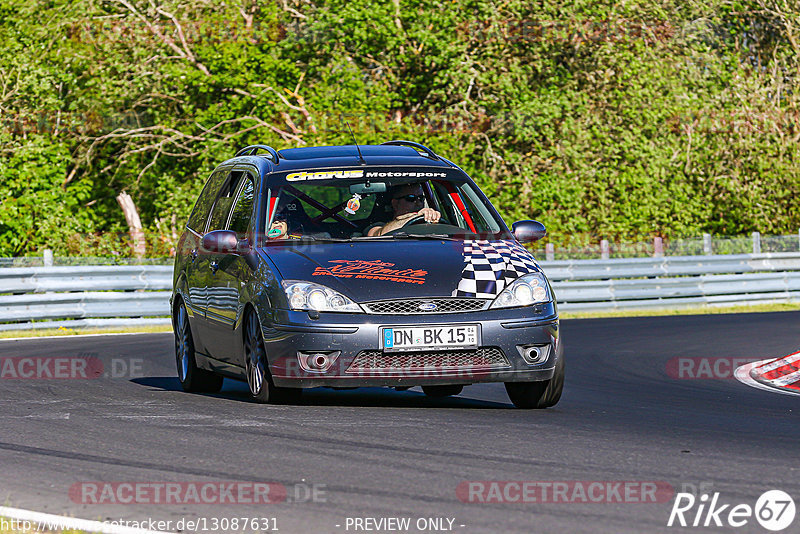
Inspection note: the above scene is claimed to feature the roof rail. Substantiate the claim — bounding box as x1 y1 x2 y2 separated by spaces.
235 145 280 163
381 140 439 160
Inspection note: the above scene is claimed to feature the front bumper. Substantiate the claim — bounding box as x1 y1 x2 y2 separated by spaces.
263 308 561 388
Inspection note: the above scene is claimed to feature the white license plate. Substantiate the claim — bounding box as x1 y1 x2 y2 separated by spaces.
381 325 480 352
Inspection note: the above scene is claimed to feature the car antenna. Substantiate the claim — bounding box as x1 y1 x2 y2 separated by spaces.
345 120 367 166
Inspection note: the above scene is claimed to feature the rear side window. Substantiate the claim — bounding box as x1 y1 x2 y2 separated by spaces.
227 173 255 236
187 170 227 232
207 171 245 232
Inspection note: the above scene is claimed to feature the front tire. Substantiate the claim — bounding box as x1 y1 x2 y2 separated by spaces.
505 354 564 409
244 310 301 404
174 301 223 393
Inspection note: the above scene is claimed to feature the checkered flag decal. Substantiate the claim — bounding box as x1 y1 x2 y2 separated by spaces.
452 240 541 298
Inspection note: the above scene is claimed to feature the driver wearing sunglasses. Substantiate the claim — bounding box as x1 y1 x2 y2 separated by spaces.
366 183 441 237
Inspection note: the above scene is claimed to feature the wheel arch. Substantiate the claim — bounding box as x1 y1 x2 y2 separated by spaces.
171 273 189 325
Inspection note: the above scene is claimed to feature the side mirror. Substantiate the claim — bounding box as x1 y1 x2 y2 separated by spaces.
512 220 546 243
202 230 239 254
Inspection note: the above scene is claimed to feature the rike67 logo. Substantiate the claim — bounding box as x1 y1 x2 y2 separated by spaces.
668 490 795 531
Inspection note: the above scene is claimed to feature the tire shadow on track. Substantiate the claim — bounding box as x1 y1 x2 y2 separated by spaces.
132 377 513 409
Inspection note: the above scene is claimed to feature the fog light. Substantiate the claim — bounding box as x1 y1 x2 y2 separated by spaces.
517 344 551 365
310 353 329 370
297 351 340 373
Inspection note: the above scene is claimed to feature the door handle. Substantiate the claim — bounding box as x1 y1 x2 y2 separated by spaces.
210 260 220 274
190 249 198 263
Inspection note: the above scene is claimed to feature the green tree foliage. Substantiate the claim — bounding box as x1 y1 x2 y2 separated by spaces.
0 0 798 256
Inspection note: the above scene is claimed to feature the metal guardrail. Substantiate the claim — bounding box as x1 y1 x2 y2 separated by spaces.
545 252 800 311
1 253 799 330
0 265 173 293
0 266 173 331
543 253 800 279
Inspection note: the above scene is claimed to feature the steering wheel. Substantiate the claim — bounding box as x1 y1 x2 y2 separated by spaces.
402 214 431 227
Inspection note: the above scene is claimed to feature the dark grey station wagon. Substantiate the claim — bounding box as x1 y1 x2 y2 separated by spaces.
171 141 563 408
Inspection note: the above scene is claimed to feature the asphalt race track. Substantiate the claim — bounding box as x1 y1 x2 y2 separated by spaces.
0 312 798 534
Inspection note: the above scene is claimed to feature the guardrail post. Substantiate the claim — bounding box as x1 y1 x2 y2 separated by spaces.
703 234 712 255
752 231 761 254
601 239 610 260
653 237 663 258
545 243 554 261
43 249 53 267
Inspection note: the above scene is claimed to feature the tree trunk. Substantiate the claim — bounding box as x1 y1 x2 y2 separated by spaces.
116 191 146 258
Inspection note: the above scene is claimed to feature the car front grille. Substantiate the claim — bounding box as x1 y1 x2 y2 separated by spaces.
346 347 509 372
362 298 490 315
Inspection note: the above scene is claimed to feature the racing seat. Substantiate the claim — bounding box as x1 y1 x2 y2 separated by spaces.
276 194 333 239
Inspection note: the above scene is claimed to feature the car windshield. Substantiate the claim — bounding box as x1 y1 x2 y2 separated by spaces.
262 167 510 243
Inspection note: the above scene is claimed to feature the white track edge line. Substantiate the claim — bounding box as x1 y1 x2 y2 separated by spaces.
735 359 800 397
0 332 172 342
0 505 170 534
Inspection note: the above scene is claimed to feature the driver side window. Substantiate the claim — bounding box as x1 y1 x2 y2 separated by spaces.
206 171 244 232
187 170 226 232
227 174 255 237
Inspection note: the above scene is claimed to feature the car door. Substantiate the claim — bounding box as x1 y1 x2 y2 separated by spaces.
184 168 229 354
203 169 256 365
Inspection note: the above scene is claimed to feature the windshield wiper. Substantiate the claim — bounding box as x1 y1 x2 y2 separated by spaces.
349 235 394 241
403 233 461 240
352 232 460 241
265 236 350 244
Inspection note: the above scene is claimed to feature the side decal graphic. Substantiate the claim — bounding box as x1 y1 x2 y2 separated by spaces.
312 259 428 285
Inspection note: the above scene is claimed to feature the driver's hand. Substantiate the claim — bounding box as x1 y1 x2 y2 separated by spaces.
417 207 440 223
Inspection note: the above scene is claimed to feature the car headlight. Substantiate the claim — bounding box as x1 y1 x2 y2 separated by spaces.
489 272 552 309
281 281 362 313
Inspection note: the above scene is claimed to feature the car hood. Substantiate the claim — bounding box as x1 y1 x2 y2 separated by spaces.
261 239 542 302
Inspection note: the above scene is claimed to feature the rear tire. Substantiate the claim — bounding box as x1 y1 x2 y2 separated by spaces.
244 310 302 404
174 301 223 393
505 354 564 409
422 385 464 398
